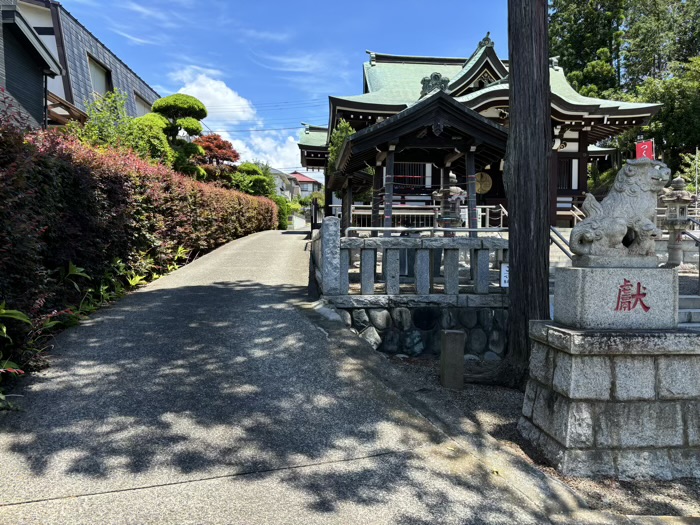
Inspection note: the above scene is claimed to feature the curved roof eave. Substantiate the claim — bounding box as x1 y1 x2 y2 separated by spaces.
447 46 508 94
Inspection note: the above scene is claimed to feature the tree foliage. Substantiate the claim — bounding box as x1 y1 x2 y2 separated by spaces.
69 90 174 166
327 119 356 173
147 93 209 177
637 58 700 170
549 0 700 170
549 0 626 90
194 134 240 165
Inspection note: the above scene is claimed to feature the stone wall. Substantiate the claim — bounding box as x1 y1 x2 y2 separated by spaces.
336 306 508 363
519 322 700 480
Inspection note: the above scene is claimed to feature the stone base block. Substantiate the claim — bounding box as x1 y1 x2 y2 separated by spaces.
521 323 700 480
553 267 678 329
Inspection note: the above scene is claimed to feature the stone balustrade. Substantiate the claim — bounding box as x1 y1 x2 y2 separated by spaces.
311 217 509 310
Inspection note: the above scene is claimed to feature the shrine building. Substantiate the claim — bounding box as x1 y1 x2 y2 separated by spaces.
297 34 660 229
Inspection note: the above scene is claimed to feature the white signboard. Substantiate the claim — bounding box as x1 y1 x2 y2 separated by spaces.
500 263 509 288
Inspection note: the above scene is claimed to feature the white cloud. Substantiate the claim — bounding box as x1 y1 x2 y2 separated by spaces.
171 66 257 125
169 65 318 179
227 131 302 169
249 50 352 96
121 2 184 28
239 28 293 43
110 28 163 46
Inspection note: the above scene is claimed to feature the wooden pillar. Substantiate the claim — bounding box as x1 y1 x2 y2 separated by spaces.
549 148 559 226
383 146 396 235
466 147 478 237
371 165 382 237
341 184 353 236
440 165 450 225
578 130 589 195
324 172 333 217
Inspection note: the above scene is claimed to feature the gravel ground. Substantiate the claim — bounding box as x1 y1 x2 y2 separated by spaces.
386 355 700 518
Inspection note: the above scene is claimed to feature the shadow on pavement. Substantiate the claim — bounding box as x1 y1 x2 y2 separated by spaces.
0 277 549 523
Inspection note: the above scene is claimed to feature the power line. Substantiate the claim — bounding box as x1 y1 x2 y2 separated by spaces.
207 126 305 133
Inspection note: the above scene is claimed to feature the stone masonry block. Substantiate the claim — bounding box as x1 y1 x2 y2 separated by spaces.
553 353 612 400
687 401 700 446
530 342 554 386
532 387 594 447
522 380 537 418
554 267 678 330
595 402 684 448
616 449 674 481
560 449 617 478
613 356 656 401
669 449 700 479
658 356 700 399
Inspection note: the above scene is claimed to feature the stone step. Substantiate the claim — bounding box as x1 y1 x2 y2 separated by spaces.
679 309 700 323
679 295 700 309
680 322 700 331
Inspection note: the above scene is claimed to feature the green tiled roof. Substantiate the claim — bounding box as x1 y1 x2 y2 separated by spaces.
456 67 660 114
548 67 660 112
298 125 328 148
364 60 465 102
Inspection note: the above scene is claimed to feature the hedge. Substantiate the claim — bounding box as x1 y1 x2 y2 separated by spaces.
0 125 277 345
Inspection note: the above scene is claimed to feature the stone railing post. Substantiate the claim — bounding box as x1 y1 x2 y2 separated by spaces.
320 217 341 295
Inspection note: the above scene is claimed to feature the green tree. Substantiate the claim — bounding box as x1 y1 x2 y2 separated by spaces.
674 0 700 63
151 94 207 142
623 0 676 88
549 0 626 90
149 93 208 177
637 58 700 170
270 196 289 229
567 48 618 96
678 152 699 193
70 90 173 166
327 119 355 174
230 162 276 196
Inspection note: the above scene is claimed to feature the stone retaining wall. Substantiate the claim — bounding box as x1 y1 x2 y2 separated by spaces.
336 306 508 362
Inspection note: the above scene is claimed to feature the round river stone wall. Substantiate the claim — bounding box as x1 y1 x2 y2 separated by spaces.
340 306 508 363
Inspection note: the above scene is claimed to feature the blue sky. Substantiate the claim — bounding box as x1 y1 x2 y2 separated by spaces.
61 0 508 180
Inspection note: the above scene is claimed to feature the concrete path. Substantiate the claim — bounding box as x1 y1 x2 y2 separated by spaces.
0 230 556 524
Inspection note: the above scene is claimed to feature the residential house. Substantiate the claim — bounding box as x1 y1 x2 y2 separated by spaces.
298 34 660 227
289 171 322 199
270 167 301 201
0 0 159 127
0 0 61 127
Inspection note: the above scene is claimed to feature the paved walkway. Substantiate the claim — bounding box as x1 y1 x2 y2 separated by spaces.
0 231 559 524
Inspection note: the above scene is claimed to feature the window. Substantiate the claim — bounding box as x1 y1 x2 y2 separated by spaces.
394 162 426 187
557 159 572 190
88 57 111 96
134 93 151 116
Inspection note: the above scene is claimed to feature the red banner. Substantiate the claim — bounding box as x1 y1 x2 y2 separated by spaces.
636 140 655 160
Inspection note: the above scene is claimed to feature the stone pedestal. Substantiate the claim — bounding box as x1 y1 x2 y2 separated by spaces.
519 322 700 480
554 267 678 329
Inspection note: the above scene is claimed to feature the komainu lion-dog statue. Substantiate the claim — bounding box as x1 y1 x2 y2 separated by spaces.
570 158 671 257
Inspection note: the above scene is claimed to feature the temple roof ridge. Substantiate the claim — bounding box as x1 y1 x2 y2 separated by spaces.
364 50 467 66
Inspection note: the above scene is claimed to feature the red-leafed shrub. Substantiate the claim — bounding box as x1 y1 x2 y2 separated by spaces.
0 123 277 335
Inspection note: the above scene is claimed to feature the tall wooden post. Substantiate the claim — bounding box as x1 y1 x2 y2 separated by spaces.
466 146 478 237
440 166 450 225
502 0 551 386
383 146 396 235
341 184 353 236
371 164 383 237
